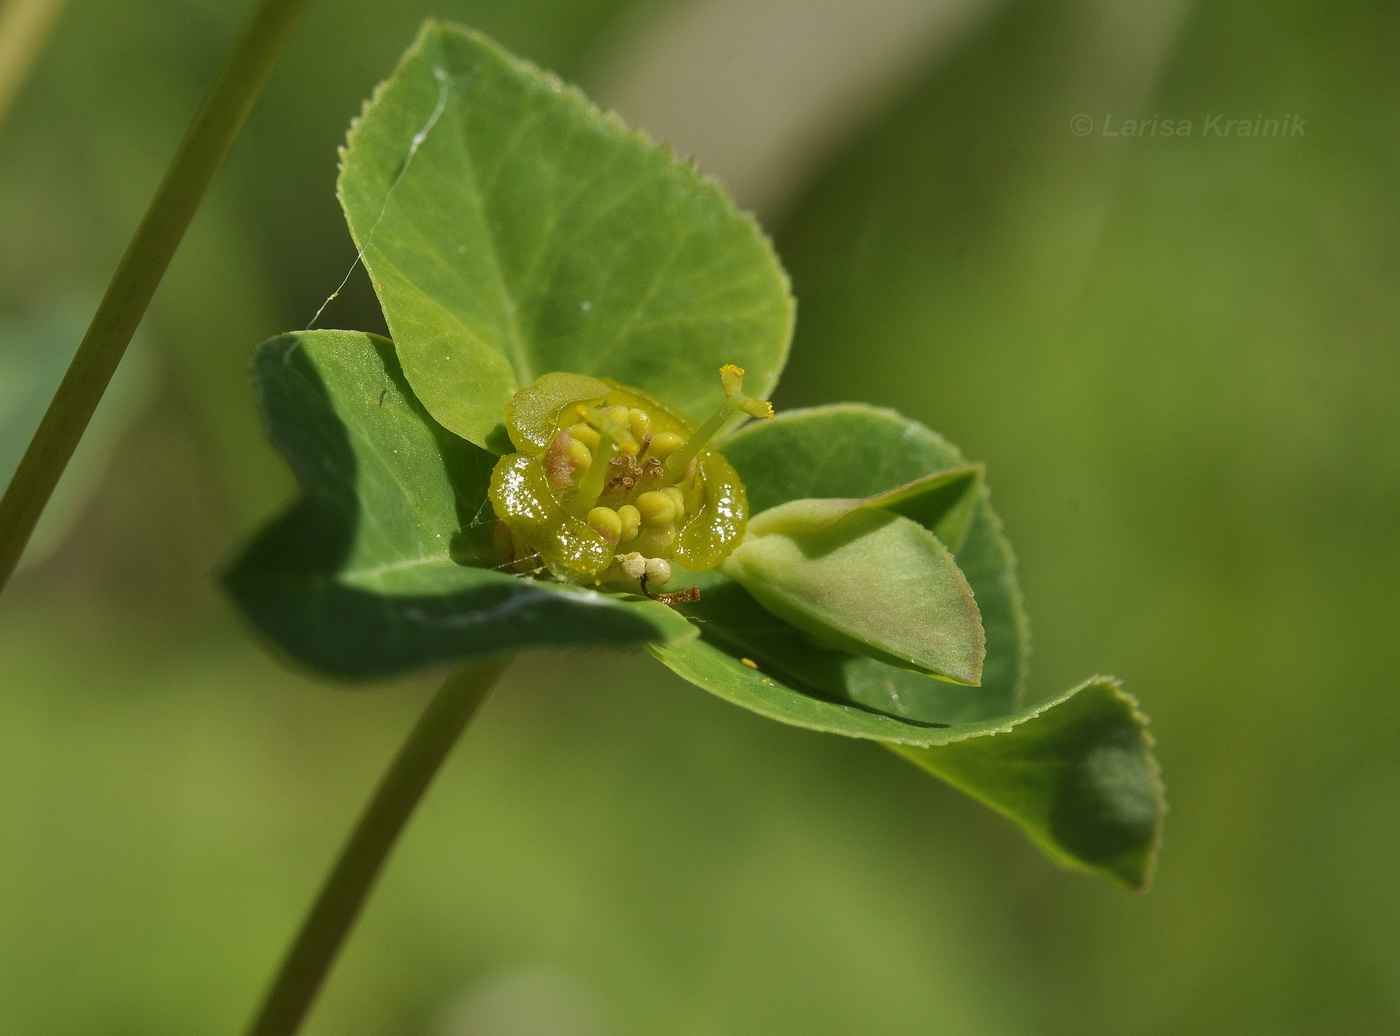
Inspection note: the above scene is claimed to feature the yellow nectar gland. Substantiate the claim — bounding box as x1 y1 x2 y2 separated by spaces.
489 366 773 598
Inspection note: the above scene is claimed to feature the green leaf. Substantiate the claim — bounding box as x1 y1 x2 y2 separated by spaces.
338 21 794 452
889 679 1164 891
721 404 1029 722
659 406 1162 885
722 500 984 684
222 330 694 680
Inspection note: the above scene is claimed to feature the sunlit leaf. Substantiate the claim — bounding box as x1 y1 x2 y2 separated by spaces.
223 330 695 680
338 22 794 452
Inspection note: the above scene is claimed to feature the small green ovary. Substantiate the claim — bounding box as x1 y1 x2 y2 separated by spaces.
489 368 769 590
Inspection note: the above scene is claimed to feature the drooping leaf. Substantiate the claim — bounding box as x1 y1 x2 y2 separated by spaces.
720 404 1029 722
722 500 984 684
890 678 1164 891
648 626 1161 888
222 330 694 680
338 21 794 451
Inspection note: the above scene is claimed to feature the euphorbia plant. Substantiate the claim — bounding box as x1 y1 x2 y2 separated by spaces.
226 21 1164 1035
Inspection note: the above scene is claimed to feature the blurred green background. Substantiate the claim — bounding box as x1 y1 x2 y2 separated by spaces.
2 0 1397 1032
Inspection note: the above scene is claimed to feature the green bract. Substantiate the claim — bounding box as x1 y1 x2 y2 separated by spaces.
224 21 1163 890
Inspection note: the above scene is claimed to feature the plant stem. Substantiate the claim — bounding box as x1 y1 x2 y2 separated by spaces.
245 657 511 1036
0 0 312 596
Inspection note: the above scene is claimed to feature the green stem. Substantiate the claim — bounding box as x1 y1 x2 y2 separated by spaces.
0 0 312 596
245 658 511 1036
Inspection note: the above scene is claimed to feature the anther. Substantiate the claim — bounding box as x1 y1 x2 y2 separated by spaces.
648 431 684 459
663 486 686 519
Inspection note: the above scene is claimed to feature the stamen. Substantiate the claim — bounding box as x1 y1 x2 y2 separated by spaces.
635 490 677 527
639 573 701 605
648 432 685 459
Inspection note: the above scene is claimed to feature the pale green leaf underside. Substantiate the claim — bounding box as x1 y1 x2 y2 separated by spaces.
338 21 794 452
720 404 1029 722
723 503 984 684
223 330 694 679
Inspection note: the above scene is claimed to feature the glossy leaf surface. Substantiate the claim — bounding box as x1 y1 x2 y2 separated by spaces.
338 22 794 451
223 330 694 679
